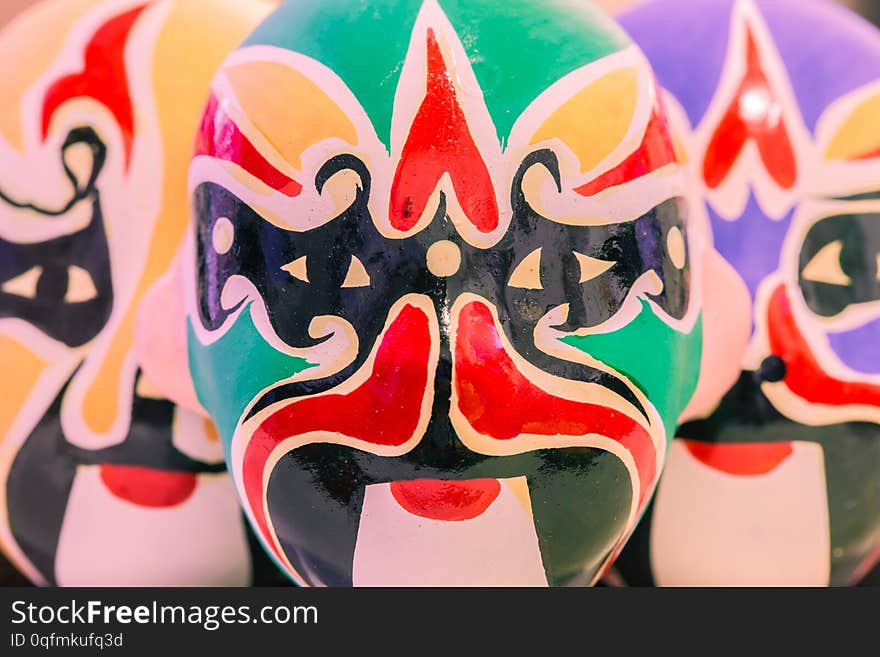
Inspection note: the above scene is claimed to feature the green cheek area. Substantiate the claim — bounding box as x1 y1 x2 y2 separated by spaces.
561 300 702 443
187 304 317 452
245 0 630 145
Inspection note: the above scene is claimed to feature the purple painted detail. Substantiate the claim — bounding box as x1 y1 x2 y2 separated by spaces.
709 195 794 302
619 0 731 129
620 0 880 133
826 318 880 375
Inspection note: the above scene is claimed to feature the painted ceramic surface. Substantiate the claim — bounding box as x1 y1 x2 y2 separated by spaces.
0 0 275 585
186 0 703 587
617 0 880 586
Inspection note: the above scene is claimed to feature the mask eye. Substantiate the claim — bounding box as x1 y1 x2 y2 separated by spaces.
508 248 543 290
1 266 42 298
281 256 309 283
65 265 98 303
802 240 852 286
341 255 370 289
573 251 614 283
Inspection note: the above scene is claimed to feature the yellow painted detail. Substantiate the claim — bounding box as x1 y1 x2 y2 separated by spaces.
226 59 358 171
531 67 640 174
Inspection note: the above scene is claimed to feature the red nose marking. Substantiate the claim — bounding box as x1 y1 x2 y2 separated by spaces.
99 464 197 508
454 300 656 509
244 304 433 560
767 284 880 407
390 479 501 521
390 29 498 233
683 440 793 476
41 4 148 170
702 27 797 190
196 94 302 197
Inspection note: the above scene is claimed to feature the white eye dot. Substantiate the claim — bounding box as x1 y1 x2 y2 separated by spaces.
341 255 371 288
508 248 543 290
667 226 686 270
426 240 461 278
65 265 98 303
1 266 41 298
212 216 234 255
802 240 851 286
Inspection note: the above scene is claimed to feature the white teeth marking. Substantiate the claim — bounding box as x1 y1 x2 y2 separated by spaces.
508 248 543 290
281 255 309 283
65 265 98 303
341 255 371 288
573 251 614 283
2 266 41 298
212 216 235 255
802 240 851 286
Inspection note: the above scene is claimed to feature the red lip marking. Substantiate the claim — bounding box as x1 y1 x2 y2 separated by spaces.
702 26 797 190
390 479 501 521
454 300 656 508
42 4 148 170
196 94 303 197
99 464 197 508
683 440 793 476
244 303 433 560
390 29 498 233
574 103 678 197
767 284 880 407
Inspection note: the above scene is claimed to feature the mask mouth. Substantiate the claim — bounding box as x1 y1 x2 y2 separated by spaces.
388 478 501 521
97 464 200 508
233 293 659 585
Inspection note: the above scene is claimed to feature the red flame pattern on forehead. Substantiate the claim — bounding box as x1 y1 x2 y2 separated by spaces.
191 0 683 246
702 25 797 192
692 0 810 221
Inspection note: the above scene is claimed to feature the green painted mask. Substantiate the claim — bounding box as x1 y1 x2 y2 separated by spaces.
186 0 702 586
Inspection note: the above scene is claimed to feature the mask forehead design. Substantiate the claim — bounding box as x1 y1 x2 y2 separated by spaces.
189 0 702 586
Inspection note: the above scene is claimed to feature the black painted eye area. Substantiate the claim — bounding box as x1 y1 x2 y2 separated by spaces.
798 211 880 318
195 147 691 419
0 127 113 347
499 149 691 334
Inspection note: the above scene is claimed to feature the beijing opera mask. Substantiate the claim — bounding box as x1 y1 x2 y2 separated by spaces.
0 0 276 585
158 0 712 587
614 0 880 586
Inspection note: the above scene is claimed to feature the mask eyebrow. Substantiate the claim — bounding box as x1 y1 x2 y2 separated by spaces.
195 94 303 198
